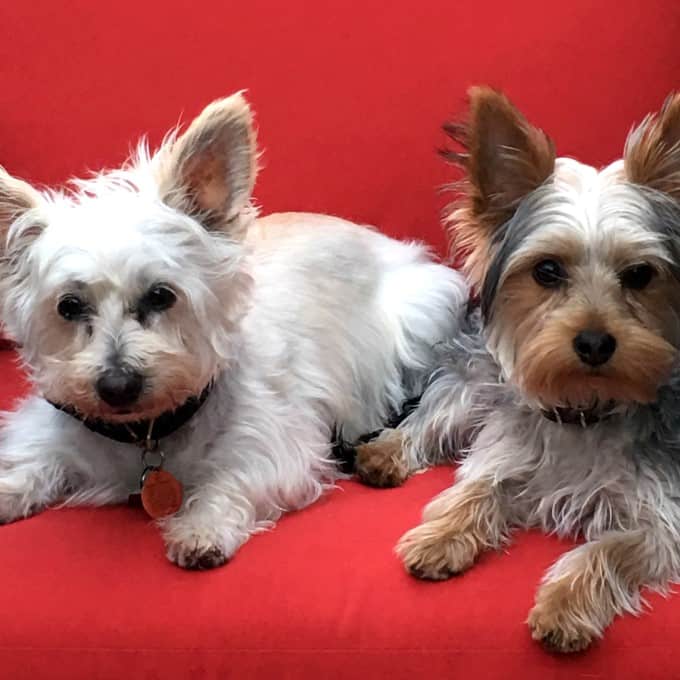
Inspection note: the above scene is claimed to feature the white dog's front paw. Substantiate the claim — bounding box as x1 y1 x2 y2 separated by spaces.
165 539 229 570
0 493 42 525
163 517 245 570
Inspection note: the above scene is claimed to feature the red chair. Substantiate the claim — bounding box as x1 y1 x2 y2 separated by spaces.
1 2 679 677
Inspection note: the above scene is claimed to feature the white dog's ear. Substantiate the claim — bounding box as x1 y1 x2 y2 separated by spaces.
0 170 45 331
625 92 680 202
0 168 45 255
157 92 257 232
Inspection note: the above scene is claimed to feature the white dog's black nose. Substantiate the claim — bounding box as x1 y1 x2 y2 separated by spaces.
96 369 143 408
573 330 617 367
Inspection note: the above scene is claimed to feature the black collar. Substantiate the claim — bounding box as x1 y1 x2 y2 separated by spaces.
541 403 616 427
47 383 214 445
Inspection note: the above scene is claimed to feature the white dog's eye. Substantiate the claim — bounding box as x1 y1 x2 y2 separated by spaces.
57 294 89 321
144 285 177 312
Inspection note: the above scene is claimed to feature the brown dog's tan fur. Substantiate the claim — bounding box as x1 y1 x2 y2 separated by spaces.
355 429 410 488
396 479 506 580
528 531 653 653
497 267 679 406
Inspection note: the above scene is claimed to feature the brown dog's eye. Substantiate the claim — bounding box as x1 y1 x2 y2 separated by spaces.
532 259 566 288
620 264 655 290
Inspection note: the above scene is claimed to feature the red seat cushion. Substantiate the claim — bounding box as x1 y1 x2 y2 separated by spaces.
2 351 680 679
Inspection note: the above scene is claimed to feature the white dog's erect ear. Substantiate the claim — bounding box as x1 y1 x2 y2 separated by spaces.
625 92 680 202
0 168 44 253
0 169 45 332
158 92 257 231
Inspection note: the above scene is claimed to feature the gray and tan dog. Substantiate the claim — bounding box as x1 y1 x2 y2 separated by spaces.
356 87 680 652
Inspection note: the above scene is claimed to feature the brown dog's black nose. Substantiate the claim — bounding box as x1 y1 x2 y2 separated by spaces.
96 369 143 408
573 330 617 367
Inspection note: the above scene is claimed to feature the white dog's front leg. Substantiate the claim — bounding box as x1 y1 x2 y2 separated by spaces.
0 455 65 523
161 489 256 570
161 470 324 570
161 423 330 570
0 396 138 523
0 399 72 523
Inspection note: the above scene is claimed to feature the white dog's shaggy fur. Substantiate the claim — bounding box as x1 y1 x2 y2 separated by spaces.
0 93 467 569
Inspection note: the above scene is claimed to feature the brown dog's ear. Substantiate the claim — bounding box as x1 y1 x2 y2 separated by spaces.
157 92 257 234
624 93 680 202
443 86 555 285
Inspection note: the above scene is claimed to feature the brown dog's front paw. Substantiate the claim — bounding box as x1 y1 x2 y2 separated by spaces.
166 542 228 571
355 430 409 488
528 584 595 653
396 523 478 580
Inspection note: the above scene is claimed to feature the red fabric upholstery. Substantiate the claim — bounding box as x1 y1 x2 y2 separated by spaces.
1 354 680 679
1 2 680 677
2 1 679 252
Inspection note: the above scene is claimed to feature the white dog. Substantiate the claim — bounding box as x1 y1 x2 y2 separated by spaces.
0 93 467 568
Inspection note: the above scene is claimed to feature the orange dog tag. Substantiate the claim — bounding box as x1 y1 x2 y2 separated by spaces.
140 469 183 519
